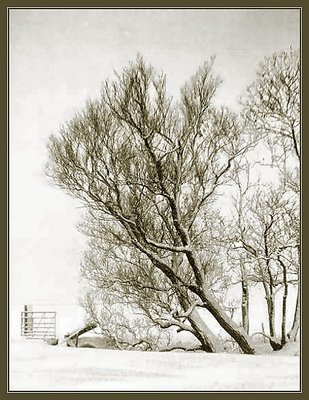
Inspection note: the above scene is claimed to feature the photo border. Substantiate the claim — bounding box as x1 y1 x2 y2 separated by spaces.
1 1 305 399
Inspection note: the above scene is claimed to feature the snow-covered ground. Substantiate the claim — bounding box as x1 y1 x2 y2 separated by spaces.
9 338 300 392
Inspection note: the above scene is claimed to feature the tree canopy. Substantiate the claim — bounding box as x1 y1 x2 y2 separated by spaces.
47 50 300 354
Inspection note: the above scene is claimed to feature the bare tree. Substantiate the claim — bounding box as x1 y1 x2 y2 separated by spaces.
240 48 300 348
231 186 299 350
47 56 256 354
242 48 300 195
227 159 254 335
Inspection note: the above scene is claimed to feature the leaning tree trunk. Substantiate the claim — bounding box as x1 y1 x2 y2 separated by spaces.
188 308 223 353
174 254 218 353
177 290 219 353
196 286 256 354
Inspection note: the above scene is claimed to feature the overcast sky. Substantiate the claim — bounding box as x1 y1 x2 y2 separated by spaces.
9 8 300 323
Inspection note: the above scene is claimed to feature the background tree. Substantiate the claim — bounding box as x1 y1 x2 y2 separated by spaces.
242 48 300 197
223 159 254 336
231 185 299 349
47 56 256 354
240 48 300 348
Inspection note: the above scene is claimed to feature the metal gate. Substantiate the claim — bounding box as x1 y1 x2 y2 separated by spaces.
21 310 56 339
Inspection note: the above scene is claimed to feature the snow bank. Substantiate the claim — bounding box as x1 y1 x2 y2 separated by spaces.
9 338 300 392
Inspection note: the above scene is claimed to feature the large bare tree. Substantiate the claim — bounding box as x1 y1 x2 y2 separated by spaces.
47 56 256 354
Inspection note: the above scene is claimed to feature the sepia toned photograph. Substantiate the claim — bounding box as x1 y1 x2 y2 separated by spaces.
8 7 301 392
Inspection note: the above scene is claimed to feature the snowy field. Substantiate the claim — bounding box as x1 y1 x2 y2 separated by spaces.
9 338 300 392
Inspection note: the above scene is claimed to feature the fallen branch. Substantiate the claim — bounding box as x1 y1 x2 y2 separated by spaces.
161 346 202 352
60 322 98 345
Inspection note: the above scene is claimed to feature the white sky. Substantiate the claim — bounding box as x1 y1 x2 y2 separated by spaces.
9 8 300 328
